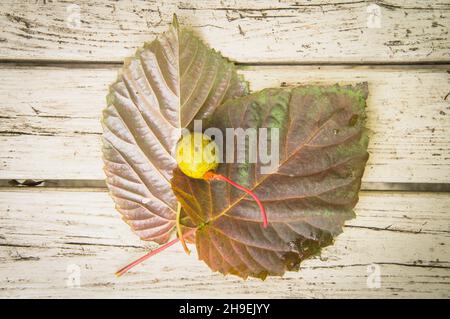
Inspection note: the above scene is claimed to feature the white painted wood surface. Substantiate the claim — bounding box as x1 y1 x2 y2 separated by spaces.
0 65 449 183
0 190 448 298
0 0 449 63
0 0 449 299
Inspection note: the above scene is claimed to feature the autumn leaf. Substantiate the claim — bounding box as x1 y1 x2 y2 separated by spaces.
171 84 369 279
101 16 370 280
101 16 248 244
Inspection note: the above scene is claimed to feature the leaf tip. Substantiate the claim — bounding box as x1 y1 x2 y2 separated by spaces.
172 13 180 29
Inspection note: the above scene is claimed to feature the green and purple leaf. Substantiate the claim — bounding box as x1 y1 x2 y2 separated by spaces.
171 84 369 279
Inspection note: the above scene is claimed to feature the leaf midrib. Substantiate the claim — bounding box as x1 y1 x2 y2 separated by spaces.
207 106 349 225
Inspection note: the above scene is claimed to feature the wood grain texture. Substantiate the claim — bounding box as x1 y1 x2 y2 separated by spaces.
0 189 448 298
0 0 449 299
1 65 449 183
0 0 449 63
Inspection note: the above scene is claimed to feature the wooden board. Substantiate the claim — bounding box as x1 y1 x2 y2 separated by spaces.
1 65 449 184
1 0 449 300
0 189 449 298
0 0 449 63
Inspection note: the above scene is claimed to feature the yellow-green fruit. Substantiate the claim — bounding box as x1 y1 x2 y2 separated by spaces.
175 132 219 179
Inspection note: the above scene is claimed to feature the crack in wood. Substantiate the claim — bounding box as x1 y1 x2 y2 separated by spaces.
2 180 450 193
345 224 450 235
302 262 450 270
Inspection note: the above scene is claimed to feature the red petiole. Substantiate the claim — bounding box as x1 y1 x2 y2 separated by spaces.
203 171 268 228
115 228 195 277
115 236 178 277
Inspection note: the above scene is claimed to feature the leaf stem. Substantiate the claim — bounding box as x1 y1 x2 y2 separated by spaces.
203 171 268 228
115 228 195 277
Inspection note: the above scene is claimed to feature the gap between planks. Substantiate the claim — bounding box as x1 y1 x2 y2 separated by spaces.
2 180 450 193
1 60 450 67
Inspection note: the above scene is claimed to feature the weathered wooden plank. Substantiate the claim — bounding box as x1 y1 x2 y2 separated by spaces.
0 0 449 63
1 65 449 183
0 190 448 298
